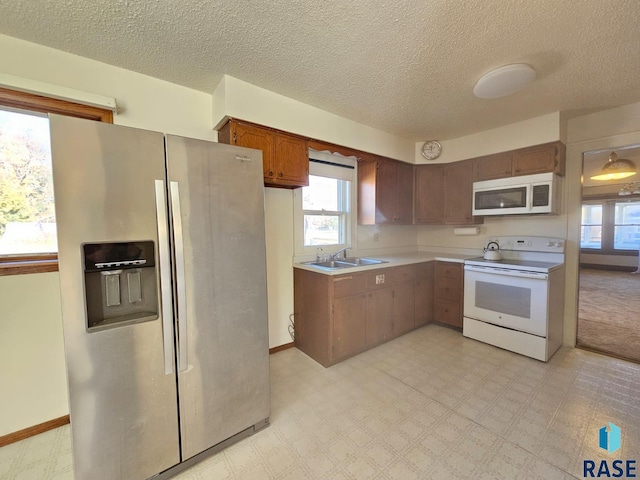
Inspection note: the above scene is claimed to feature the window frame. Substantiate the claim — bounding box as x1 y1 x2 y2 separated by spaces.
301 176 350 248
580 196 640 255
294 163 356 258
0 88 113 276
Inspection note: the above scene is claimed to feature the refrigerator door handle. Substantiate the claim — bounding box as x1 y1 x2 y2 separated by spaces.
155 179 175 375
170 181 188 372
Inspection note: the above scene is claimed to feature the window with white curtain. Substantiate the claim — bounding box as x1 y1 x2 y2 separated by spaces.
294 150 356 256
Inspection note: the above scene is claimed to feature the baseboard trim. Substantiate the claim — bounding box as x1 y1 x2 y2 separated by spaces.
269 342 294 354
580 263 637 272
0 415 70 448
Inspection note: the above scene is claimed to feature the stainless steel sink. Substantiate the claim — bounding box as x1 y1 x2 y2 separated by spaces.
303 257 387 270
342 257 386 266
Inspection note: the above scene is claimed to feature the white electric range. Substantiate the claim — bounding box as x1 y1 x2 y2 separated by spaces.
462 236 565 361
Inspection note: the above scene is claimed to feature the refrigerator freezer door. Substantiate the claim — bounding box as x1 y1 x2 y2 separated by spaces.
50 115 181 480
165 136 270 460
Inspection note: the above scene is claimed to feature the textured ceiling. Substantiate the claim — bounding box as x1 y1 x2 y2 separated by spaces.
1 0 639 141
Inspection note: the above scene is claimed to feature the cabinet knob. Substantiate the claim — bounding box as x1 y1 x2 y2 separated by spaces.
268 171 274 177
278 172 283 177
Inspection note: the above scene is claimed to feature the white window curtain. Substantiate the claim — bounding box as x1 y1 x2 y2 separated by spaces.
308 148 356 180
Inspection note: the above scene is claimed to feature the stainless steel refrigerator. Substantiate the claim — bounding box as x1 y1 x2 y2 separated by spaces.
50 114 270 480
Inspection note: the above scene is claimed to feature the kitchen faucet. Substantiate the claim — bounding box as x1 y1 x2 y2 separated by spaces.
330 246 351 260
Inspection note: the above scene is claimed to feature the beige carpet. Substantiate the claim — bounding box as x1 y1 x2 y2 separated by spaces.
577 268 640 363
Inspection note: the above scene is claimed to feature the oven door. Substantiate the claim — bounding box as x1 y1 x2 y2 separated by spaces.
463 265 549 336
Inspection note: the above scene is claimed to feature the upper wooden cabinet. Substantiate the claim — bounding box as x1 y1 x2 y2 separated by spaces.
217 119 309 188
414 164 444 224
358 156 414 225
414 160 482 225
444 160 483 225
473 141 566 182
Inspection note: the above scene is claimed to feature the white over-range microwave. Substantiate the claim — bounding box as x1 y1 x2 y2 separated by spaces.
472 172 561 216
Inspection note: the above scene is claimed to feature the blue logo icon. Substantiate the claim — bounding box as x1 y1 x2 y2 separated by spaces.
599 422 621 454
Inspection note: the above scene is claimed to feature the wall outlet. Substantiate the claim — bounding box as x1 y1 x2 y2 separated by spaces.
375 274 385 285
373 233 380 242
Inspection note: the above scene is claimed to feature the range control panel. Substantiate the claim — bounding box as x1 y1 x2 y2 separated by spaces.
487 236 565 253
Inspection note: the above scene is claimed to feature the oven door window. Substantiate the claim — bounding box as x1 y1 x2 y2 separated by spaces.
474 187 527 210
476 281 531 318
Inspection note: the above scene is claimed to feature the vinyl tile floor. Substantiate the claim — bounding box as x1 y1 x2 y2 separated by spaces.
2 324 640 480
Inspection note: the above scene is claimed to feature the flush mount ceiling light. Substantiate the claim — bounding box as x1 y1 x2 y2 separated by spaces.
473 63 536 99
590 152 637 181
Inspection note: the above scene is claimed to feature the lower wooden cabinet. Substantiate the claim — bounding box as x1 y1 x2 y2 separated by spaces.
365 288 394 347
433 261 463 328
332 294 366 361
294 261 434 366
393 265 417 336
415 262 434 327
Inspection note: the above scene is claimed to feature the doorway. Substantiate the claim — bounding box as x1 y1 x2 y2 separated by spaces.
577 145 640 363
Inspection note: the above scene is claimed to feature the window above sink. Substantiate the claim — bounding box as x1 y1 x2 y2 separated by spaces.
293 149 357 258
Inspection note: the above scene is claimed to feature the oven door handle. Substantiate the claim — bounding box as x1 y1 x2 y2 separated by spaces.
464 264 548 280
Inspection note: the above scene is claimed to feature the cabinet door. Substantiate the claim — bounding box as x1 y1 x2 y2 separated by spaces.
444 160 482 225
365 288 394 346
232 122 276 181
474 153 513 181
274 133 309 187
435 276 461 302
434 300 462 328
332 294 366 362
513 143 563 176
414 165 444 224
434 262 462 328
393 282 415 336
375 158 397 224
415 262 434 327
394 161 414 224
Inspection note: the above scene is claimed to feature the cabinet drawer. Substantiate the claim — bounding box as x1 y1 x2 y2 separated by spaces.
435 261 462 280
435 276 461 301
332 273 366 298
434 300 461 327
392 265 416 283
365 270 392 290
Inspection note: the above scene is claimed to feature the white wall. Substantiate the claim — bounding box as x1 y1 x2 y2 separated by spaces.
0 273 67 437
213 75 416 163
415 112 563 164
0 35 216 141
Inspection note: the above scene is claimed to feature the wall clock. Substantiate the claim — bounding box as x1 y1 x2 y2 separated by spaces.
421 140 442 160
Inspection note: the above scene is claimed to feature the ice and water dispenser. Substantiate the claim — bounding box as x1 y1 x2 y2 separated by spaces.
83 241 159 332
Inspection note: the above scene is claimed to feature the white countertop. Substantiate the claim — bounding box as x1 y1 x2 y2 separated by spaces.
293 251 475 275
